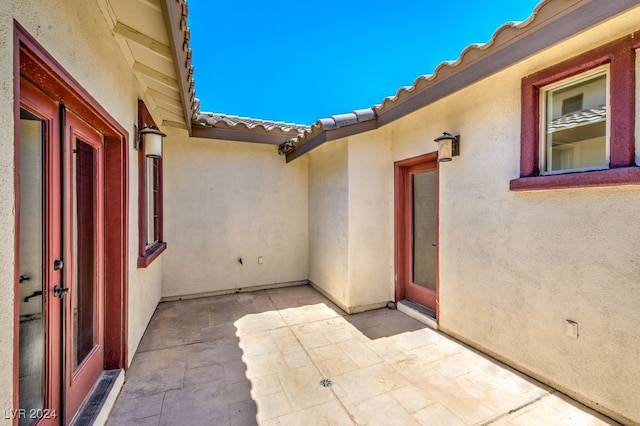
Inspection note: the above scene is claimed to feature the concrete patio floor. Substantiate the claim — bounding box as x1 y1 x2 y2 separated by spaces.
107 285 617 425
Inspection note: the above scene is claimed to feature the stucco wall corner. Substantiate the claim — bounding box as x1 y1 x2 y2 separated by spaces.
347 130 395 309
0 11 16 419
308 140 349 308
162 128 309 298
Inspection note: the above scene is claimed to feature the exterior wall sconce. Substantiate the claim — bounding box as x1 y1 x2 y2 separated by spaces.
135 125 166 158
434 132 460 162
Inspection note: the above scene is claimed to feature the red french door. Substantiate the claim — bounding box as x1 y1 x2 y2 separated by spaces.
395 153 439 314
18 78 63 426
18 78 105 425
63 112 105 421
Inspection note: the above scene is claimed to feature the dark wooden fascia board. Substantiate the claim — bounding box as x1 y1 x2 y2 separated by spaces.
378 0 640 127
286 119 377 162
327 119 378 141
160 0 193 136
192 126 294 145
286 131 326 162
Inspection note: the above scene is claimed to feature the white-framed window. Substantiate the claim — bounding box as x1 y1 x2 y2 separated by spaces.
540 66 609 174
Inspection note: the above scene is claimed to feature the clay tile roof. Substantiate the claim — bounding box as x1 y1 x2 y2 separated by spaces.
319 108 377 129
193 113 309 134
193 113 309 146
279 108 377 155
371 16 541 116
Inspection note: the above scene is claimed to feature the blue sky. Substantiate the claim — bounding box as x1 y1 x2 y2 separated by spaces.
189 0 541 125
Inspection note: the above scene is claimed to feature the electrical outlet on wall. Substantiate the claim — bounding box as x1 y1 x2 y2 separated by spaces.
565 320 578 339
258 256 263 264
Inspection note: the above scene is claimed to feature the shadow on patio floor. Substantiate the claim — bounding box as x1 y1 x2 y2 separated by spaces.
107 285 617 425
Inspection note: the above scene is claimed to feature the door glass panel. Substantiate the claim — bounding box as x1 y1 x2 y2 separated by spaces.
412 171 437 291
19 109 45 424
72 138 97 369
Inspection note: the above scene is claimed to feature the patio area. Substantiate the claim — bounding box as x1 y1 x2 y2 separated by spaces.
106 285 616 425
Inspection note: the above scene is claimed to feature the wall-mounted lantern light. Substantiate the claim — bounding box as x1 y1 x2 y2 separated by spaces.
434 132 460 162
135 125 166 158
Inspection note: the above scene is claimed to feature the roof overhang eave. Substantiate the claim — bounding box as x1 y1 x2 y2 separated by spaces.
161 0 197 136
192 125 301 145
285 118 378 163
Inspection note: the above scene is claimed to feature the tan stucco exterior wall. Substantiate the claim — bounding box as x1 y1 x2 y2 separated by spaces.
0 1 165 416
0 8 16 417
405 11 640 424
308 141 350 308
305 97 441 313
161 129 309 298
347 130 395 310
304 7 640 423
307 129 395 313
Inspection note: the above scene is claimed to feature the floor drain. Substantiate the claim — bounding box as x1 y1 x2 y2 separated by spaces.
320 378 333 387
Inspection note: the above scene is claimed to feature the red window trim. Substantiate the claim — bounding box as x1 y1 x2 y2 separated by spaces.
510 33 639 191
137 100 166 268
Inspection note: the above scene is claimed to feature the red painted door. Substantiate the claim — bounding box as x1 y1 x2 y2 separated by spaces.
63 112 105 422
18 78 63 426
18 79 105 425
396 154 439 314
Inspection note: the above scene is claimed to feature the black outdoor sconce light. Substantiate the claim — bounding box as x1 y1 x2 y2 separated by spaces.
434 132 460 162
135 125 166 158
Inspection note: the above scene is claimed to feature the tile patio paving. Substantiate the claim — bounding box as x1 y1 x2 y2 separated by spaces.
107 285 617 425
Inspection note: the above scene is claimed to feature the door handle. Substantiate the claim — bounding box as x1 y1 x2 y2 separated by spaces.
53 285 69 299
19 274 30 283
24 290 43 302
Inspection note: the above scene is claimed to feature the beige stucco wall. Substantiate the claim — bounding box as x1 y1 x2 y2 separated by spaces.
0 0 164 417
431 12 639 424
161 129 309 298
0 7 16 418
305 97 440 314
307 129 395 313
303 7 640 423
308 141 350 308
347 130 395 310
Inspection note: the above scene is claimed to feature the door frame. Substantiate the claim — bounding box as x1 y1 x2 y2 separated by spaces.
13 21 129 423
394 152 440 318
18 77 64 425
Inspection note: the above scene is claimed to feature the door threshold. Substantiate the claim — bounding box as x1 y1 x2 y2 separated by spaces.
71 369 124 426
398 299 438 330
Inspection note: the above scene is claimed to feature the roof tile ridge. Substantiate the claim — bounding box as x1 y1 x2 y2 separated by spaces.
194 111 308 134
374 0 553 113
